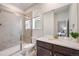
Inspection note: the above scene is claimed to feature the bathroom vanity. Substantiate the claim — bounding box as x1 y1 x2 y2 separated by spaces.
37 37 79 56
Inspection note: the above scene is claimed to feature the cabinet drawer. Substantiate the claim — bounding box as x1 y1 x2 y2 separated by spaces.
37 46 52 56
37 40 52 50
54 52 64 56
54 45 79 56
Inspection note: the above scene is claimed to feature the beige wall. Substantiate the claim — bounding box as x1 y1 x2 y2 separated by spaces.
77 4 79 32
0 10 23 51
23 29 32 43
42 11 54 36
69 4 78 32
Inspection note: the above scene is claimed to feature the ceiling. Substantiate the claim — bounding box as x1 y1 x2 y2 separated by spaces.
0 3 36 18
8 3 34 11
0 3 35 12
54 4 70 14
0 3 35 14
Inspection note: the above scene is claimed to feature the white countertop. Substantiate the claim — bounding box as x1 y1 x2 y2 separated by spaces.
37 37 79 50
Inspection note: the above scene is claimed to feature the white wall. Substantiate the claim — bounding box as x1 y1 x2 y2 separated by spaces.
69 4 78 32
0 10 22 51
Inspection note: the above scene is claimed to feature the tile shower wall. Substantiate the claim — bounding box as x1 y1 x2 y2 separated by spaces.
0 11 22 51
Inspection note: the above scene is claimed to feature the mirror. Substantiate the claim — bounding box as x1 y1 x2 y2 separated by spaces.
42 4 78 38
54 5 70 37
57 20 69 37
58 20 67 36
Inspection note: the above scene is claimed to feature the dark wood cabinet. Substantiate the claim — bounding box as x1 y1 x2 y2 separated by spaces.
54 52 64 56
37 46 52 56
37 40 53 50
37 40 79 56
37 40 53 56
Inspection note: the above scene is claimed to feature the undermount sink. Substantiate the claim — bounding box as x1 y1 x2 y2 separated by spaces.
48 36 78 43
58 37 79 43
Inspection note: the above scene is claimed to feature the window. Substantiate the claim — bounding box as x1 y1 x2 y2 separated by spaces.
25 17 41 30
32 17 41 29
25 20 31 29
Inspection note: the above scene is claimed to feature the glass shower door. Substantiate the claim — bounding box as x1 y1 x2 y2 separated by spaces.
0 11 22 55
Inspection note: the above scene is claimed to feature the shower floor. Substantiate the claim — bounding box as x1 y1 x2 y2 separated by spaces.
0 45 21 56
0 44 36 56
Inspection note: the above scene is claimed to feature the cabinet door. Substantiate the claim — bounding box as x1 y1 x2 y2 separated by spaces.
54 45 79 56
37 46 52 56
37 40 52 50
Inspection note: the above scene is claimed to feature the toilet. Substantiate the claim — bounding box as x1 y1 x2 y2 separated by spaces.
21 43 36 56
